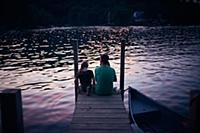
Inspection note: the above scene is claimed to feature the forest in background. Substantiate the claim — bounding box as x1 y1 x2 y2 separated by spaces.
1 0 200 29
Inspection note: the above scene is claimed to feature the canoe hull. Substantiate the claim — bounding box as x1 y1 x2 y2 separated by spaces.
128 87 189 133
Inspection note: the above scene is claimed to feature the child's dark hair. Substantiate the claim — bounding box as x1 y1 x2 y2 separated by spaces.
80 61 88 71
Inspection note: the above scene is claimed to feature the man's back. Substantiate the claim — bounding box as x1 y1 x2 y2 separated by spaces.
95 66 116 95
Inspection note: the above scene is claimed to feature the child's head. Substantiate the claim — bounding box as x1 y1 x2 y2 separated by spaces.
81 61 88 70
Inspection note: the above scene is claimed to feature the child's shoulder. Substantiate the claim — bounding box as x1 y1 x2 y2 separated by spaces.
87 69 93 72
87 69 94 73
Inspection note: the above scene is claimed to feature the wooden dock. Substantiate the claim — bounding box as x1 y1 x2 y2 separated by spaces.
70 94 132 133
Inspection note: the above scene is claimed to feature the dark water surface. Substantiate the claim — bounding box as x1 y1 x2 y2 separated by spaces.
0 26 200 133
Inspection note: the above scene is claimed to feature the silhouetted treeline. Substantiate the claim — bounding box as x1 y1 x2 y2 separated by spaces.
162 0 200 25
1 0 200 29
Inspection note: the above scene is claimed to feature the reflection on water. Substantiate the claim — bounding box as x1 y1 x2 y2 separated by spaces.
0 26 200 133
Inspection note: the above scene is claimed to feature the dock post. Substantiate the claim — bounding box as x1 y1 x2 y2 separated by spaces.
0 89 24 133
120 40 125 101
73 39 79 102
189 90 200 133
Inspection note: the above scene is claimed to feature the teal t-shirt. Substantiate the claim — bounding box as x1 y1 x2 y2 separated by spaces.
95 66 116 95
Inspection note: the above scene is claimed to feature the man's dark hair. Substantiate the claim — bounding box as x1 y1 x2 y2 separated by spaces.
101 54 109 65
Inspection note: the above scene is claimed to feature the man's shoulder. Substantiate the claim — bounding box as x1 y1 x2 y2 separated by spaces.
109 66 115 71
95 66 101 71
95 66 115 72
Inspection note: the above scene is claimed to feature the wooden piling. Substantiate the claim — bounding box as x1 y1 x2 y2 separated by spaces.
120 40 125 101
73 39 79 102
0 89 24 133
189 90 200 133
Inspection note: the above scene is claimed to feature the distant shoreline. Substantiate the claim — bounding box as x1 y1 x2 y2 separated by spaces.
1 24 200 33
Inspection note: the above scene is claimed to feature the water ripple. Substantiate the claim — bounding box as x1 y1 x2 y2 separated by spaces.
0 26 200 132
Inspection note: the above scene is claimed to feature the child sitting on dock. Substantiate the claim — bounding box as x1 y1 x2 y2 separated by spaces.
76 61 95 96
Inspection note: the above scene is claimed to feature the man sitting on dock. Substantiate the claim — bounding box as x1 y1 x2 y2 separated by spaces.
95 54 117 95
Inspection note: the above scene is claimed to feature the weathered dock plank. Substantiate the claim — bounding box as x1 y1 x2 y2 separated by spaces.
70 94 132 133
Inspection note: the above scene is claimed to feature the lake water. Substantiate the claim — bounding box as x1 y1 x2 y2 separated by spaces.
0 26 200 133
